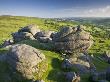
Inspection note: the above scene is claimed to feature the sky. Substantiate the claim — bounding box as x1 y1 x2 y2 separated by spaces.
0 0 110 18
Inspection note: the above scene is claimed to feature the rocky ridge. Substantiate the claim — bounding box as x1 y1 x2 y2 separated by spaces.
1 24 101 82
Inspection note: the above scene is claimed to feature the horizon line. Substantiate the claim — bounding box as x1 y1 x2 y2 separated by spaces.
1 14 110 18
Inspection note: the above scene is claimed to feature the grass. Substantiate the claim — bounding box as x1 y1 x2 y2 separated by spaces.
93 55 110 71
0 40 109 82
0 15 110 82
19 40 65 82
0 42 65 82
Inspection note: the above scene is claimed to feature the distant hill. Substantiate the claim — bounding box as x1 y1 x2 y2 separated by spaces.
57 17 110 28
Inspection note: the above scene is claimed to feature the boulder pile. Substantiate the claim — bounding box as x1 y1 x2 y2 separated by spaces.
11 25 93 54
52 25 93 54
12 24 54 43
35 30 54 43
62 53 96 74
2 24 94 82
12 24 39 42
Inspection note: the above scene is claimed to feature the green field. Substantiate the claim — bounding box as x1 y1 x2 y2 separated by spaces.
0 16 110 82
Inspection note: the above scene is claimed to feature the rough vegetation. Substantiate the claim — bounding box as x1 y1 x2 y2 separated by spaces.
0 16 110 82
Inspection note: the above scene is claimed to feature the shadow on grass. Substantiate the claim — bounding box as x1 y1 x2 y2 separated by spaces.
18 40 55 51
0 40 65 82
0 61 32 82
0 48 9 55
47 58 66 82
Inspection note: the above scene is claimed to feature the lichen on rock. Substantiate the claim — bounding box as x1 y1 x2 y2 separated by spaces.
6 44 46 80
52 25 93 54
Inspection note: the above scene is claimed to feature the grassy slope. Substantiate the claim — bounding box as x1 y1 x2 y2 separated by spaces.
0 16 110 82
0 16 67 82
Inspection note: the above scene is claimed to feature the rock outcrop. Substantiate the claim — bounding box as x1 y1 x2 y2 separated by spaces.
2 39 14 47
12 32 35 42
11 25 93 54
6 44 45 79
62 53 96 74
64 72 80 82
52 25 93 54
12 24 54 43
35 31 54 43
18 24 40 36
5 25 94 81
12 24 40 42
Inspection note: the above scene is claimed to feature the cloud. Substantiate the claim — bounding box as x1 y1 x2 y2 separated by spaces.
52 7 86 17
84 6 110 17
52 5 110 17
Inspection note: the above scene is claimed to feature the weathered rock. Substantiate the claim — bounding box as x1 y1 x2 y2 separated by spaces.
62 53 95 74
105 51 110 58
18 24 40 36
65 72 77 82
37 37 52 43
12 24 41 42
35 31 54 43
35 31 54 37
52 25 93 54
35 80 45 82
2 39 14 47
62 59 73 69
6 44 45 79
65 72 80 82
72 76 80 82
12 32 35 42
50 32 57 38
0 54 7 62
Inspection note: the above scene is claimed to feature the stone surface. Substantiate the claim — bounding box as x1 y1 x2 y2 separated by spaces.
2 39 14 47
18 24 40 36
65 72 77 82
35 80 45 82
37 37 52 43
62 59 73 69
62 53 95 74
0 54 7 62
35 31 54 43
52 25 93 54
12 32 35 42
6 44 45 79
65 72 80 82
12 24 41 42
35 31 54 37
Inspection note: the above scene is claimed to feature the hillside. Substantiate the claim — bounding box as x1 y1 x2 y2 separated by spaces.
0 16 110 82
